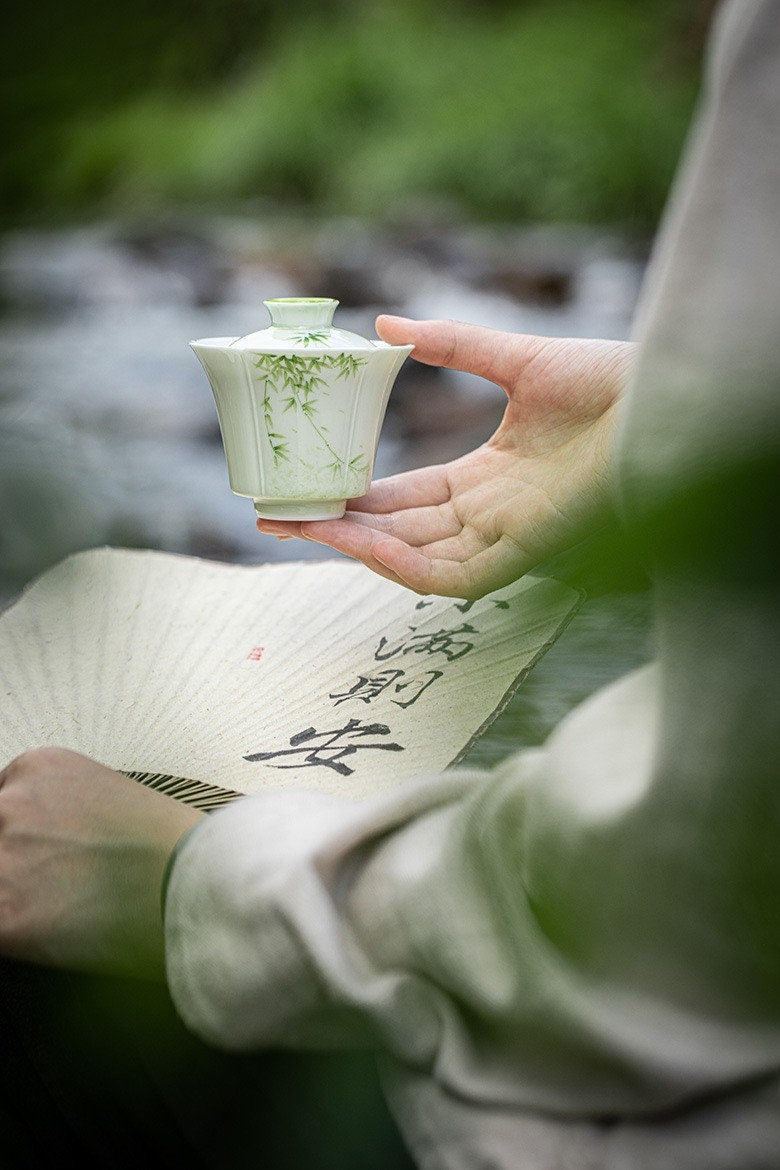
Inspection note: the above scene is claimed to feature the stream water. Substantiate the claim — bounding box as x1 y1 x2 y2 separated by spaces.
0 213 653 753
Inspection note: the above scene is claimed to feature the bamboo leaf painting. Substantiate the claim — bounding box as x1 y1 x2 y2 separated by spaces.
253 351 369 475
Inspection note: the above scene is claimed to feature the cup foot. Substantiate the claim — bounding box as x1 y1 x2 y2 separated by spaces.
253 498 347 520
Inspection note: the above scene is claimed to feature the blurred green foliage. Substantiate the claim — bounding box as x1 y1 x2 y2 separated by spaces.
3 0 709 228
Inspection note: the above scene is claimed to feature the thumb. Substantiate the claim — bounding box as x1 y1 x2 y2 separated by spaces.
375 315 540 388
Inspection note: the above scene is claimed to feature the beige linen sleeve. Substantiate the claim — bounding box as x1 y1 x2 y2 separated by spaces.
164 659 777 1118
164 0 779 1125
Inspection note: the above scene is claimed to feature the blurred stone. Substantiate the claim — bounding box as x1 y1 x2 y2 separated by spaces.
116 222 232 308
184 524 248 563
486 262 573 306
387 364 504 449
0 225 193 312
315 258 393 309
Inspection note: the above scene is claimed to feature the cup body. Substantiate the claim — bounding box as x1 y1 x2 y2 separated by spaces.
191 340 411 519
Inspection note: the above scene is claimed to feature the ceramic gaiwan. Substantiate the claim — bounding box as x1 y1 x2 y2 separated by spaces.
191 298 412 520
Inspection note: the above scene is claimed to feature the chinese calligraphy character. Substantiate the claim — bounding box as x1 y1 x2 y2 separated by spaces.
330 668 444 709
244 718 405 776
330 669 405 705
453 598 510 613
453 599 477 614
415 597 510 614
391 669 443 708
374 623 477 663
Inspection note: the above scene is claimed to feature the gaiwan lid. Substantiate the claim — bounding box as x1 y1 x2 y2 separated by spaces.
228 298 380 351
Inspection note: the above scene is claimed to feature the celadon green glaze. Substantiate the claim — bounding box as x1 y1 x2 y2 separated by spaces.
190 299 412 519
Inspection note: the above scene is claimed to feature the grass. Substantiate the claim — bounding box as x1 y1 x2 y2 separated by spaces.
5 0 703 229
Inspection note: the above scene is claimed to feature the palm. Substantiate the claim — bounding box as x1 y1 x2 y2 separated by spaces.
257 319 633 598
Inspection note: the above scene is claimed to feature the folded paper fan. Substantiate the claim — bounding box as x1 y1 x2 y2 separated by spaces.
0 548 580 809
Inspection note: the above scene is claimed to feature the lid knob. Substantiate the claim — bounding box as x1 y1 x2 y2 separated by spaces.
264 297 339 329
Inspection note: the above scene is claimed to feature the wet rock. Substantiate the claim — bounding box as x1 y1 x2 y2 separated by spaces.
315 258 395 309
116 222 232 308
0 225 193 313
183 523 248 563
486 261 573 306
381 196 471 265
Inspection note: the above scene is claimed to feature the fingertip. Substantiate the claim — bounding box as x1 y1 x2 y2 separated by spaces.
371 537 425 590
370 536 400 562
297 522 325 544
375 314 417 345
375 313 413 328
257 518 306 539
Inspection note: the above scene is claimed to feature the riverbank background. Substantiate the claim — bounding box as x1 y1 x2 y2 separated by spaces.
1 0 710 595
1 2 712 1166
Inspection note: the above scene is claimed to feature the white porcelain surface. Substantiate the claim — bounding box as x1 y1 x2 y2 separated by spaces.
191 299 412 519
